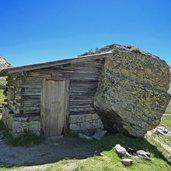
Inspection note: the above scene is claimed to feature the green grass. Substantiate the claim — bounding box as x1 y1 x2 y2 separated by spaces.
0 119 44 146
15 134 171 171
0 77 6 104
2 134 169 171
0 121 170 171
4 130 44 147
0 77 44 147
146 114 171 164
89 134 170 171
165 87 171 114
161 115 171 130
0 89 5 104
160 114 171 147
1 127 170 171
0 76 170 170
165 104 171 114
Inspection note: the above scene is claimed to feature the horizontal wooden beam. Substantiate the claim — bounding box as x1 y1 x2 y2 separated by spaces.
0 52 112 76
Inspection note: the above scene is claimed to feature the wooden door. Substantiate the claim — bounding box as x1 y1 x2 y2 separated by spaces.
41 79 69 137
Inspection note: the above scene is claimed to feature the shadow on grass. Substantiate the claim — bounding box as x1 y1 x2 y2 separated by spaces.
89 133 170 164
0 133 98 168
0 119 44 146
0 118 170 169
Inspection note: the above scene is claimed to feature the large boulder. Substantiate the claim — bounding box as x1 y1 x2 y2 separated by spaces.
94 45 171 137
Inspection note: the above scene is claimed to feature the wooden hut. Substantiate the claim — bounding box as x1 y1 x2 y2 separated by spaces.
0 52 112 137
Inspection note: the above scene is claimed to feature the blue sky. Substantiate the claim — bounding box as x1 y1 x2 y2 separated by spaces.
0 0 171 66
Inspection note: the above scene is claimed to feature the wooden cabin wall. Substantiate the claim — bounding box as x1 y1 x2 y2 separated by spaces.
21 59 104 117
3 73 41 136
4 74 24 114
20 77 42 114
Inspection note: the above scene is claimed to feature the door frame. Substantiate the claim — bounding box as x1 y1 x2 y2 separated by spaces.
40 78 70 136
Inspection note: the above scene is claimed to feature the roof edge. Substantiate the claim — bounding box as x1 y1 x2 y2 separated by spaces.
0 51 112 76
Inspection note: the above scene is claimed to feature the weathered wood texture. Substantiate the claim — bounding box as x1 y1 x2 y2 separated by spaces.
4 74 24 114
5 58 104 117
0 52 111 75
41 79 69 136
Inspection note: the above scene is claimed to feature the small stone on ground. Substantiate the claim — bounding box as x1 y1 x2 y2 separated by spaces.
114 144 128 157
92 129 107 140
121 158 133 166
136 150 151 160
78 133 92 140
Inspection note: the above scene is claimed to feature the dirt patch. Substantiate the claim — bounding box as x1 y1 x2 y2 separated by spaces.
0 133 98 167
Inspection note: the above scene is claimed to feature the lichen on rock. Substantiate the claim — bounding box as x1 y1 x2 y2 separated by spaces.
94 45 171 137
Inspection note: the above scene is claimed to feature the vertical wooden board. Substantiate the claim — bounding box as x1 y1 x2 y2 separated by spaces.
41 79 69 136
63 80 69 133
41 79 46 134
57 81 63 134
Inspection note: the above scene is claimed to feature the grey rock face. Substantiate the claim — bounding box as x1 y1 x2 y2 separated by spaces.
121 158 133 166
154 126 171 136
0 56 12 69
94 46 171 137
114 144 128 157
136 150 151 160
154 126 168 135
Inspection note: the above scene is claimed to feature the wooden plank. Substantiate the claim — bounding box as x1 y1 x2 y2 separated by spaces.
15 113 40 117
70 111 96 115
70 107 94 112
20 85 42 88
1 52 108 75
41 79 69 137
22 92 41 96
10 58 103 118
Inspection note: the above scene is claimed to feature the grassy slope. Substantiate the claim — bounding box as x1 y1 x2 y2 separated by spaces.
146 115 171 163
166 105 171 114
159 115 171 147
35 134 171 171
161 115 171 130
0 80 171 170
165 84 171 114
0 129 170 170
0 134 170 171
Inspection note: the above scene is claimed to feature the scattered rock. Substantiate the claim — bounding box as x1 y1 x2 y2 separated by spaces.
114 144 151 161
92 129 107 140
154 126 171 136
153 137 171 163
136 150 151 160
167 154 171 162
121 158 133 166
126 147 136 155
78 133 92 140
154 126 168 135
136 150 151 157
94 45 171 137
114 144 151 164
114 144 128 157
167 132 171 136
